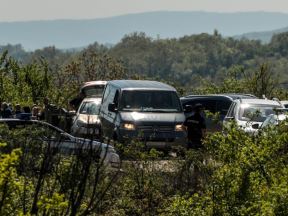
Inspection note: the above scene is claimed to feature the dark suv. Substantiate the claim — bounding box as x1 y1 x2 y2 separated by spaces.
180 94 257 132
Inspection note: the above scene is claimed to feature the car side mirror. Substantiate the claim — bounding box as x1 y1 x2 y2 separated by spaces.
252 123 259 129
108 103 117 112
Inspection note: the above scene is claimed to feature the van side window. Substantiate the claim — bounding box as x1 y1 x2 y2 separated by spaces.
113 90 119 107
102 85 111 104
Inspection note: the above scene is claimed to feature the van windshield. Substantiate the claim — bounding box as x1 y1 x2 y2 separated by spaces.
120 90 182 112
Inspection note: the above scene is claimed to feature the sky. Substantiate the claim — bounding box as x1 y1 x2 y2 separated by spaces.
0 0 288 22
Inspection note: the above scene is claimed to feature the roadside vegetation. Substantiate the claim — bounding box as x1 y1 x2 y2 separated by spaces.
1 31 288 215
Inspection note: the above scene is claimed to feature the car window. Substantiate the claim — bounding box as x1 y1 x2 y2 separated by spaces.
81 85 105 97
79 102 100 115
226 102 236 117
239 104 280 122
200 100 217 113
217 100 232 115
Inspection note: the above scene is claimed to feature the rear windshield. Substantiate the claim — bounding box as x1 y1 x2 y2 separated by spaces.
81 85 105 97
239 104 281 122
119 90 182 112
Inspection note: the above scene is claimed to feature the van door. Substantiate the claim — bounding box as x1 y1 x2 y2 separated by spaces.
100 85 118 139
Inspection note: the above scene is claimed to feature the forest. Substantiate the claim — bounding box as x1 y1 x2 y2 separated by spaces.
1 31 288 215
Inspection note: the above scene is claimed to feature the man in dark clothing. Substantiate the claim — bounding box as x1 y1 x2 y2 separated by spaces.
1 102 13 118
184 103 206 149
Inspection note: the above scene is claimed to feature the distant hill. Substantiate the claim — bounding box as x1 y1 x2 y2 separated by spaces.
234 26 288 43
1 11 288 50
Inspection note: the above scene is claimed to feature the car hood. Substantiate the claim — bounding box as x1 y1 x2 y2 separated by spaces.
120 112 185 123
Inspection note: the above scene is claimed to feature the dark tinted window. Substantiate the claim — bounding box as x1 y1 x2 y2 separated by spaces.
181 98 217 113
217 100 233 115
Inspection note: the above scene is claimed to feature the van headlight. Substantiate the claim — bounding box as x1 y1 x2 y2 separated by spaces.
122 123 136 130
175 124 185 131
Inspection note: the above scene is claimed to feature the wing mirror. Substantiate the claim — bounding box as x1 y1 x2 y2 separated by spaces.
108 103 118 112
252 123 259 129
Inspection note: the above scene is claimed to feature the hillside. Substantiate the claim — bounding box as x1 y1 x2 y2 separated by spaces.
234 26 288 43
1 11 288 50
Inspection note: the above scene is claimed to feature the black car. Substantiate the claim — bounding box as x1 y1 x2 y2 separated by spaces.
180 94 257 132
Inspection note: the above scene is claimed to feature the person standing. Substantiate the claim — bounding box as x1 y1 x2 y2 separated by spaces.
1 102 13 118
184 103 206 149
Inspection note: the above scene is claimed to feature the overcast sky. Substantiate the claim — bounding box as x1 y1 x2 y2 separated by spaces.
1 0 288 22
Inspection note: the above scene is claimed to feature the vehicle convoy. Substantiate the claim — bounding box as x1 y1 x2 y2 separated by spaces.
99 80 187 149
0 119 120 168
180 94 257 132
70 97 102 139
223 98 283 133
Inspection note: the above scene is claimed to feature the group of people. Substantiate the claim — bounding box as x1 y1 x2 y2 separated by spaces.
0 101 42 120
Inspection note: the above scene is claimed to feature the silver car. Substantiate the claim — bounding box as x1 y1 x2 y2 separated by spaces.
223 98 283 133
71 97 102 139
0 119 120 169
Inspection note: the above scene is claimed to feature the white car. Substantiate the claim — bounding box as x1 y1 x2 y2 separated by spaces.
281 100 288 109
0 119 120 169
223 98 283 133
71 97 102 139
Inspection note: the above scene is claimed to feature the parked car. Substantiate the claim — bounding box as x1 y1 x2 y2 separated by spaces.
180 94 257 132
280 100 288 108
71 97 102 139
80 80 107 98
99 80 187 149
0 119 120 169
223 98 283 133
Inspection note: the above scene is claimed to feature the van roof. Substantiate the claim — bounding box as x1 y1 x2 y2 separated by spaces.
108 80 176 91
